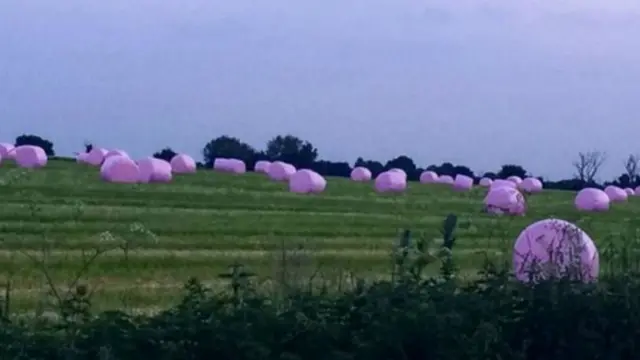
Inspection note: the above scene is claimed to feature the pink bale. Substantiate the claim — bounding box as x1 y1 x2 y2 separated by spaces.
507 176 523 185
254 160 271 174
14 145 47 169
624 188 634 196
484 187 526 215
374 171 407 193
575 188 610 212
520 177 543 194
227 159 246 174
604 185 627 202
388 168 407 179
170 154 197 173
85 147 108 166
268 161 297 181
479 177 493 187
513 218 599 283
419 171 438 184
76 152 88 163
350 167 372 182
105 149 129 159
0 143 15 159
438 175 454 185
453 174 473 191
138 157 172 183
289 169 326 194
100 155 140 184
490 179 517 190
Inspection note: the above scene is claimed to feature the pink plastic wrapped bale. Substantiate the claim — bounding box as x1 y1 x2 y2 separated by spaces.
14 145 48 169
350 167 372 182
85 147 108 166
268 161 297 181
513 218 599 283
76 152 88 163
0 143 15 160
479 177 493 187
100 155 140 184
374 171 407 193
388 168 407 179
520 177 543 194
105 149 129 160
483 187 526 215
419 171 438 184
138 157 173 183
254 160 271 174
213 158 229 171
227 159 246 174
453 174 473 191
289 169 326 194
624 188 634 196
604 185 627 202
507 176 523 185
170 154 197 174
574 188 610 212
490 179 516 190
438 175 454 185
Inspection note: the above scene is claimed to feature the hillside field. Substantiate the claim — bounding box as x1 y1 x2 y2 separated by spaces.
0 159 639 313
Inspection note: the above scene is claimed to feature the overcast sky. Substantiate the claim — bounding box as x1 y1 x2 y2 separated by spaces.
2 0 639 180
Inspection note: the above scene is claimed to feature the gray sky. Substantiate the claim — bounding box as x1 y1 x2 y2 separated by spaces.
2 0 640 181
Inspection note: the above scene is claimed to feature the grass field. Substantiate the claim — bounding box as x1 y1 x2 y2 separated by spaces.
0 159 639 314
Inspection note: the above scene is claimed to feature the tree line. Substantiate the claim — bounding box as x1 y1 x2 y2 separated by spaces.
12 133 640 191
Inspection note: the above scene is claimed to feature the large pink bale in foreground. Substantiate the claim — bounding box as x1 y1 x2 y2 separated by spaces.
520 177 543 193
350 167 372 181
170 154 197 173
490 179 517 190
105 149 129 159
604 185 628 202
513 218 599 283
438 175 454 185
453 174 473 191
268 161 296 181
484 187 526 215
479 177 493 187
84 147 108 166
624 188 634 196
254 160 271 174
14 145 47 168
289 169 326 194
507 176 523 185
0 143 14 159
374 171 407 193
138 157 172 183
100 155 140 184
574 188 610 212
419 171 438 184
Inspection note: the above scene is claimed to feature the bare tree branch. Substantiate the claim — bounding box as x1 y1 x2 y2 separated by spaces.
624 154 639 184
572 151 607 182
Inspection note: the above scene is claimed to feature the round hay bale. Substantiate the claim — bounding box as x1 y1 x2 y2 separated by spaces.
227 159 246 174
604 185 627 202
513 218 599 283
14 145 47 168
105 149 129 160
170 154 197 173
520 177 543 193
213 158 229 171
507 176 523 185
438 175 454 185
350 167 372 181
484 186 526 215
254 160 271 174
268 161 296 181
84 147 108 166
138 157 172 183
388 168 407 179
289 169 326 194
490 179 517 190
0 143 14 159
453 174 473 191
575 188 609 211
100 155 140 183
624 187 634 196
76 152 88 163
419 171 438 184
479 177 493 187
374 171 406 193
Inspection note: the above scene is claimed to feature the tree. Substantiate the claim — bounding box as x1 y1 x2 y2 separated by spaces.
84 141 93 153
497 164 527 179
15 134 55 156
153 147 177 162
385 155 417 178
623 154 639 186
572 151 606 182
202 136 257 167
266 134 318 168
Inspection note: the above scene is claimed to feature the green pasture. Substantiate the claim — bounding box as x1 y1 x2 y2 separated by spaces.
0 159 639 313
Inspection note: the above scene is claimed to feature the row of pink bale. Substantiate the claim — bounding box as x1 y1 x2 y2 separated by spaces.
0 143 48 168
